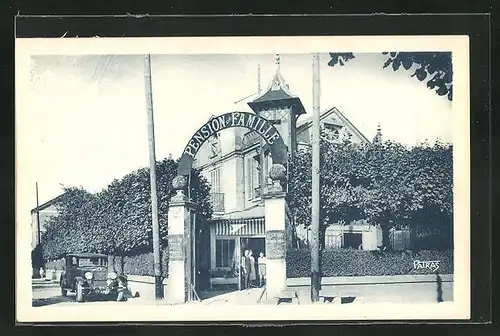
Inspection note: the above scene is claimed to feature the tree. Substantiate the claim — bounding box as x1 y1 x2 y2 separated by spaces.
41 158 213 261
31 243 44 272
328 52 453 101
287 134 453 249
41 187 96 260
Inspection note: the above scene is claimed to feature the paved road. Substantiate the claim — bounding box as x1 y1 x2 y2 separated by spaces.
32 281 142 307
32 279 452 306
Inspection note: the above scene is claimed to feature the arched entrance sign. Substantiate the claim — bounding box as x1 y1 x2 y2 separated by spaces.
177 111 288 176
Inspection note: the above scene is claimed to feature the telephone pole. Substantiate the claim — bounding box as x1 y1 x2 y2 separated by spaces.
311 53 321 302
144 54 163 299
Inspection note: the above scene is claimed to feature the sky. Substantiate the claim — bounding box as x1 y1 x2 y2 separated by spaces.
21 52 453 224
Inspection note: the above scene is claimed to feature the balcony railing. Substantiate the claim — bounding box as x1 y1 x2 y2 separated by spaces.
210 193 225 213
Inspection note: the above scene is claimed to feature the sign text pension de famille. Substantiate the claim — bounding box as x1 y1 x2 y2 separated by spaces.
183 112 281 158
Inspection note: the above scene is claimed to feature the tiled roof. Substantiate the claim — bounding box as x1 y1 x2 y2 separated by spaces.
296 106 370 144
30 193 66 214
251 88 294 103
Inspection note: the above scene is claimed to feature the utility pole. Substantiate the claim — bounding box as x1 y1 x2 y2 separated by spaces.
258 63 266 197
311 53 321 302
36 182 41 246
144 54 163 300
258 64 261 95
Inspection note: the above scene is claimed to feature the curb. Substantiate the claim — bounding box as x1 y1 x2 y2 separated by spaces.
286 274 453 287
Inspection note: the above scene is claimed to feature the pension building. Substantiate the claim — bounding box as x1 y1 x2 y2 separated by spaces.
191 60 380 286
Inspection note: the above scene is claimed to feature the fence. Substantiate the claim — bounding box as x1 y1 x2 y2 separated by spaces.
389 227 412 251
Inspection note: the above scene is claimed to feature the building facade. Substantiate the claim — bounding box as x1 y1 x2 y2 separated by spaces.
30 194 65 251
191 57 378 285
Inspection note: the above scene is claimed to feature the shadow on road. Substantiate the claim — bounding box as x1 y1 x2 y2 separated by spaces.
32 296 73 307
199 288 238 300
33 294 128 307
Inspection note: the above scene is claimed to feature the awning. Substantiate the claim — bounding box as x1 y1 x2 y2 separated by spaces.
212 218 265 236
214 205 264 221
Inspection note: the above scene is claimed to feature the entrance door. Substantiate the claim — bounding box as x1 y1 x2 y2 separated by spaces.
239 237 265 290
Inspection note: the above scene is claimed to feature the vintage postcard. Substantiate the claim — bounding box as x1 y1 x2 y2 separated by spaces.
16 35 470 322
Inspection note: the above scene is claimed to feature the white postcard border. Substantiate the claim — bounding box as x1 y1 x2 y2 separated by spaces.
16 35 470 322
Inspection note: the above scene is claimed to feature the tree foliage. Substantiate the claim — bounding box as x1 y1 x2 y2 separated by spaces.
328 52 453 101
41 158 212 261
286 133 453 246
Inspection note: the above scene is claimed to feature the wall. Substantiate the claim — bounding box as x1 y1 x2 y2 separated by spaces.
31 204 58 250
298 222 383 251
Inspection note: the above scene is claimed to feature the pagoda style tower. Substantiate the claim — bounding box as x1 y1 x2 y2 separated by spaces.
247 54 306 154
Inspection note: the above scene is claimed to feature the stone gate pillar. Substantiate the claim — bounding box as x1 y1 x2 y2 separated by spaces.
166 175 196 304
263 164 287 299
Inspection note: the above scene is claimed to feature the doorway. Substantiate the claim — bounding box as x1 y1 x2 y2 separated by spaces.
240 237 265 258
239 237 265 290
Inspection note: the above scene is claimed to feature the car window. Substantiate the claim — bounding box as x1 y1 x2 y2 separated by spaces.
78 257 107 267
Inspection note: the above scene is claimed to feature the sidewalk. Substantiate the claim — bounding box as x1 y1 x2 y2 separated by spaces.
128 278 452 306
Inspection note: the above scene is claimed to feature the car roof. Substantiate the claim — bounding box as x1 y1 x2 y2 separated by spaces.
66 253 108 258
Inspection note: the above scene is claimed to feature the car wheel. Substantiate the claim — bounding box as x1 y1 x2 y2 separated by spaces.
76 283 84 302
116 290 126 302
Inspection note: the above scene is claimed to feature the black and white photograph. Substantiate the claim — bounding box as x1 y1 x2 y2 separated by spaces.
16 35 470 322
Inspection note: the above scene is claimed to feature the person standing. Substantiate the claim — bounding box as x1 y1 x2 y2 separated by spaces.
258 252 266 287
242 250 251 289
249 250 256 287
39 267 45 279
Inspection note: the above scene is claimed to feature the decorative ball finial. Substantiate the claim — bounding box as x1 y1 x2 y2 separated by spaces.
172 175 187 190
269 163 286 182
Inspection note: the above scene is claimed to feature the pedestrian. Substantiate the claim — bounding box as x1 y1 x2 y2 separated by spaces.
258 252 266 287
242 250 251 289
39 267 45 279
249 250 256 287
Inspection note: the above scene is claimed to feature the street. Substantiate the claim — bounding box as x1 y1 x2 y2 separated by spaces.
32 278 453 306
32 280 146 307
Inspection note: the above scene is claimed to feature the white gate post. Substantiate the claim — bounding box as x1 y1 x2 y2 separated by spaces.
166 175 195 304
263 164 287 299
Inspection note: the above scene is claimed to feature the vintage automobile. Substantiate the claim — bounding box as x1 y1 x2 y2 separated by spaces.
60 253 128 302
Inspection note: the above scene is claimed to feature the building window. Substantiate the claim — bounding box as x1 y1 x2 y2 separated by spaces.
324 123 341 142
343 232 362 249
215 239 236 268
210 168 221 194
246 155 261 199
263 151 273 186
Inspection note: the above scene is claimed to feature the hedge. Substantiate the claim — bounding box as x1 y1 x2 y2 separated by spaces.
111 247 169 278
286 249 453 278
44 247 169 278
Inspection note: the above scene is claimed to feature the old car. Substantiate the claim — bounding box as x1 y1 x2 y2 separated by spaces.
60 253 129 302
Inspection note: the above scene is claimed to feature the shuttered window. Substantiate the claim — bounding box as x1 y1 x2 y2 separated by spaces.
210 168 221 193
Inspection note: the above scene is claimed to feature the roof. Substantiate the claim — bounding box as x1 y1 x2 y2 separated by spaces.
248 71 306 116
30 192 66 214
65 253 108 258
297 106 370 143
214 205 264 221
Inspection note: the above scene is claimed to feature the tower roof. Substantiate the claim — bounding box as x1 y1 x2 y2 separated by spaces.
247 55 306 115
